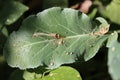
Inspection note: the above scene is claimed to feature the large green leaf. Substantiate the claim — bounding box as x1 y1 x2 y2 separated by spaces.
39 66 82 80
24 66 82 80
107 32 120 80
4 7 109 69
0 0 28 27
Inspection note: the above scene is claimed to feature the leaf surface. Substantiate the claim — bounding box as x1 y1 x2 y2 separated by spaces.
4 7 109 69
107 32 120 80
40 66 82 80
24 66 82 80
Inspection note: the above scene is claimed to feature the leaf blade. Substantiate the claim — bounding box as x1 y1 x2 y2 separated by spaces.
4 7 109 69
107 32 120 80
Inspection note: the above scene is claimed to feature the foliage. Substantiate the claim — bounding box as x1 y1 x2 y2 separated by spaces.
0 0 28 49
107 32 120 80
4 7 109 69
1 0 120 80
9 66 82 80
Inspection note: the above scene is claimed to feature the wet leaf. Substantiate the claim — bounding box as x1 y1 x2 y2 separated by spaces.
107 32 120 80
4 7 109 69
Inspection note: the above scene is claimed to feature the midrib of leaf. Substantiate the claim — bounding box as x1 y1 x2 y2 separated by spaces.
29 34 91 62
22 34 90 48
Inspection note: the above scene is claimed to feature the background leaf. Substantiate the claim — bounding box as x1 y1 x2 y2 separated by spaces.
0 0 28 27
42 0 68 9
39 66 82 80
107 32 120 80
0 0 28 49
101 0 120 24
4 7 109 69
10 66 82 80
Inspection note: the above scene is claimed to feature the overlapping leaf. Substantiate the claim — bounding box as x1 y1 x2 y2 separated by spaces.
107 32 120 80
101 0 120 24
38 66 82 80
4 7 109 69
0 0 28 27
9 66 82 80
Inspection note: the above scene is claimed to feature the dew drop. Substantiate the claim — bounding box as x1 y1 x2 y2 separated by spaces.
6 19 10 23
89 44 93 47
49 73 54 76
111 33 114 35
49 59 54 66
65 52 73 55
77 74 80 77
65 52 69 55
112 47 115 51
75 58 78 61
69 52 73 55
13 44 16 47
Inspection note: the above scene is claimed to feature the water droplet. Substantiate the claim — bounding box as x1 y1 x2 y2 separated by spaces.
70 52 73 55
77 74 80 77
49 73 54 76
65 52 69 55
65 52 73 55
13 44 16 47
75 58 78 60
58 39 64 45
111 33 114 35
49 59 54 66
89 44 93 47
6 19 10 23
112 47 115 51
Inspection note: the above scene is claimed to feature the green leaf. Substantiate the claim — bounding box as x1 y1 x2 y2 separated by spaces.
40 66 82 80
11 66 82 80
101 0 120 24
0 26 8 37
4 7 109 69
0 26 8 49
88 8 97 19
106 32 120 80
0 0 28 27
31 66 82 80
23 67 47 80
9 67 46 80
42 0 68 9
23 70 42 80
